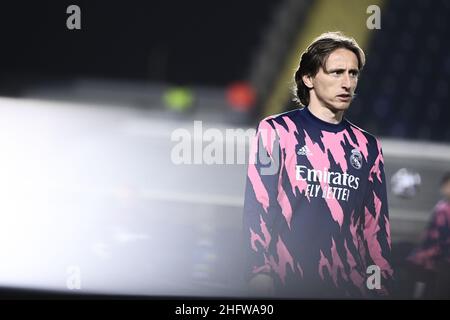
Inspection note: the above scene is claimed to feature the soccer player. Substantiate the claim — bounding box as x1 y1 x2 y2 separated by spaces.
242 32 394 298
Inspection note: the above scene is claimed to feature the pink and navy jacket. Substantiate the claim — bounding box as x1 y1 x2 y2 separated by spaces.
243 107 394 298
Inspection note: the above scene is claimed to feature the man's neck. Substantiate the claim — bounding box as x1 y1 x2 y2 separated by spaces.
308 101 344 124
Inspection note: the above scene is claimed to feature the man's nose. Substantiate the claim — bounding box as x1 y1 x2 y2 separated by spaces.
342 74 351 90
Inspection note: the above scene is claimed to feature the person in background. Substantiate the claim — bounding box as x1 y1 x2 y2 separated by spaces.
407 172 450 298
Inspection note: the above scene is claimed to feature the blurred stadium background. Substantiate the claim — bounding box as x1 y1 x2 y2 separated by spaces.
0 0 449 298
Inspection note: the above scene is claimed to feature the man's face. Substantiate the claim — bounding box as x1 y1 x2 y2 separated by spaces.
441 180 450 200
309 48 359 112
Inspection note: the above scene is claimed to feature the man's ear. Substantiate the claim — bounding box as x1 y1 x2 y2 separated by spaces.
302 74 313 89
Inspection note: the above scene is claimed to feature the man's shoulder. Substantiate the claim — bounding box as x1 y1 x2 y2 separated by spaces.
435 200 450 216
258 108 301 127
345 119 384 161
345 119 380 146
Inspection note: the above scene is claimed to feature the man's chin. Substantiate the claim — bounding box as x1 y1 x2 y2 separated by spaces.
327 102 351 113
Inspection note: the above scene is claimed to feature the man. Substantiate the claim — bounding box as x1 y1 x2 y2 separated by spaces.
407 172 450 298
243 32 394 298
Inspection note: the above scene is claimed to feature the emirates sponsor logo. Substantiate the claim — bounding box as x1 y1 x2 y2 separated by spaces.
295 165 360 201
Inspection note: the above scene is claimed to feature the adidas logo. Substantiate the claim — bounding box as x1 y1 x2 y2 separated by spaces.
297 145 312 156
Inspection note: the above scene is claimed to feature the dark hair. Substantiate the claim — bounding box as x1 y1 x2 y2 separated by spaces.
294 31 366 106
441 172 450 186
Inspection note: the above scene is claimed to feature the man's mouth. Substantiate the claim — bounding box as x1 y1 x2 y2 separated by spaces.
337 94 351 101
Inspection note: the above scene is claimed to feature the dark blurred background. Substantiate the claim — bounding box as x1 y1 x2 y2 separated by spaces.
0 1 275 85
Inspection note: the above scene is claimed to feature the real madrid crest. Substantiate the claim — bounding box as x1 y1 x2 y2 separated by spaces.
350 148 362 169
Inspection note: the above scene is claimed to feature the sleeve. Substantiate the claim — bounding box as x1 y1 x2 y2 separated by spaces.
362 138 395 296
407 204 447 271
242 118 282 283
